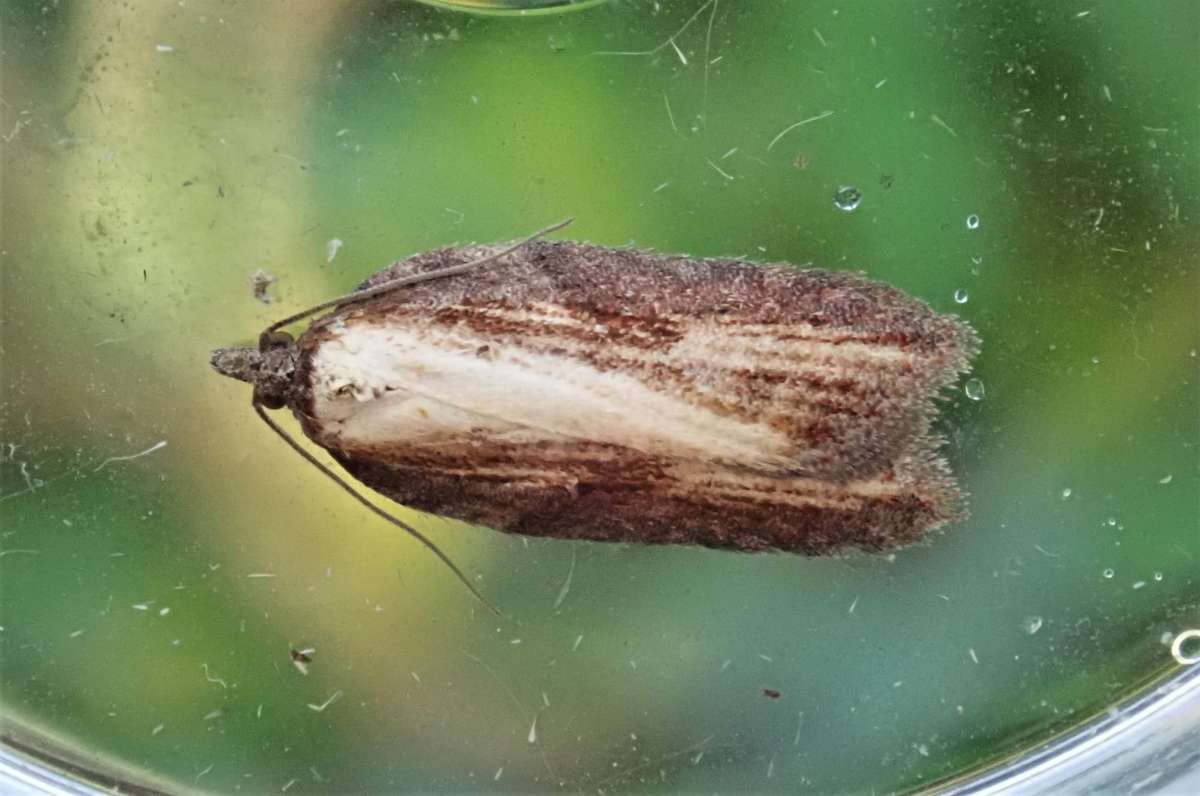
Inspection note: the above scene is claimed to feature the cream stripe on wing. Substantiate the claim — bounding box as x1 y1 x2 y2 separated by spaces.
473 304 928 366
309 323 798 470
421 307 930 416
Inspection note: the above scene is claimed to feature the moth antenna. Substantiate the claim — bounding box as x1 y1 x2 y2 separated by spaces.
253 401 507 619
261 217 574 346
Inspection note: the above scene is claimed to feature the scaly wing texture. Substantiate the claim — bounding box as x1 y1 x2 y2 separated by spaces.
290 241 977 554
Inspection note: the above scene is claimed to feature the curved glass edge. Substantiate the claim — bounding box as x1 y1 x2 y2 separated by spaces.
0 712 173 796
3 666 1197 794
414 0 609 17
0 744 97 796
933 663 1200 795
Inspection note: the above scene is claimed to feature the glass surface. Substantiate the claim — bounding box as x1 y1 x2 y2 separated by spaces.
2 1 1197 793
945 664 1200 795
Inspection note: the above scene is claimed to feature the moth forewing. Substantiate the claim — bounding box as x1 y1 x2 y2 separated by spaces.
212 225 978 605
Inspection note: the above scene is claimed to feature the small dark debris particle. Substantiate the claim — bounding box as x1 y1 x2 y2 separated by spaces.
880 174 895 189
217 185 225 198
762 688 781 700
182 179 194 187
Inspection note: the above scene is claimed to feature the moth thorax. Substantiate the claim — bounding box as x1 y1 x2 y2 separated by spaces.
210 342 297 409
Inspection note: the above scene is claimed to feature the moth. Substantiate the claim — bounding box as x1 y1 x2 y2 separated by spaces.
212 220 978 608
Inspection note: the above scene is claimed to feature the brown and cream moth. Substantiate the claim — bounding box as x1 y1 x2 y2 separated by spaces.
212 221 977 604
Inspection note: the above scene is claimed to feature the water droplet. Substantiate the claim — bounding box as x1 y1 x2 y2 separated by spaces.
971 255 983 265
964 378 985 401
1060 488 1072 499
1132 580 1146 590
1102 568 1115 579
1105 517 1117 527
1022 616 1043 635
1091 356 1101 365
833 186 863 212
1153 571 1164 582
966 214 981 230
1171 630 1200 665
954 289 969 304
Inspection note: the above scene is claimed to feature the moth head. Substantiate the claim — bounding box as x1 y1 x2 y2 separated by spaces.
211 335 297 410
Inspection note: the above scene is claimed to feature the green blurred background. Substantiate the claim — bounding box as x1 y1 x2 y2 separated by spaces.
1 0 1197 793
